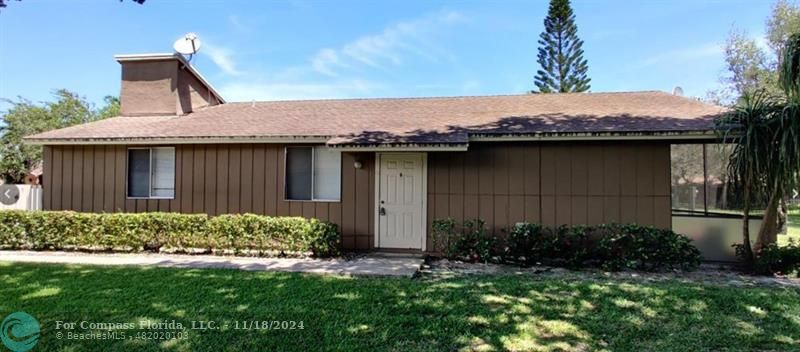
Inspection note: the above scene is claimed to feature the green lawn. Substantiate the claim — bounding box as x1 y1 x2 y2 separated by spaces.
789 205 800 237
779 205 800 246
1 263 799 352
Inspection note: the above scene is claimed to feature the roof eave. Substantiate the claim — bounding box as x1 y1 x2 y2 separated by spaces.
469 130 719 142
24 130 719 146
23 135 330 145
327 143 469 152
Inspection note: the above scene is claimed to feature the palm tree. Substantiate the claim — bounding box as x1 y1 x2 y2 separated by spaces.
716 92 779 263
717 33 800 265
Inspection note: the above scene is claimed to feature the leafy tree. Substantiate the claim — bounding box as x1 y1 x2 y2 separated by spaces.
767 0 800 59
717 33 800 265
709 0 800 105
0 90 119 182
532 0 591 93
97 96 121 119
708 30 781 105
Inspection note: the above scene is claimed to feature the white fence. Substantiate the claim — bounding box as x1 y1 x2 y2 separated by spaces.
0 185 42 211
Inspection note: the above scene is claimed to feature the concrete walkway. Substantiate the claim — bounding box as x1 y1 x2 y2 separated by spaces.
0 251 423 277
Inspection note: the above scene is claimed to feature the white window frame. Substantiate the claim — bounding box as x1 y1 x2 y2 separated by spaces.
284 146 341 202
126 147 176 200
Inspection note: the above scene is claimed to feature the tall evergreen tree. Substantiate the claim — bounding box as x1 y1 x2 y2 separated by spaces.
533 0 591 93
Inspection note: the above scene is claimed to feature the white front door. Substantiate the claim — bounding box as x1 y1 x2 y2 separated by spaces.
377 153 425 249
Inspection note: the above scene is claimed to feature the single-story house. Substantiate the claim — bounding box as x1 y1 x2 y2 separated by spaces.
25 53 752 259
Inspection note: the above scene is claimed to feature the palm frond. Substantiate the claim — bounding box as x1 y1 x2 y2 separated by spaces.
716 90 781 196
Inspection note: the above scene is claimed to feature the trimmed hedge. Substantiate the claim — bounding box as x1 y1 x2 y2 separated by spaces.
0 211 339 257
432 218 702 271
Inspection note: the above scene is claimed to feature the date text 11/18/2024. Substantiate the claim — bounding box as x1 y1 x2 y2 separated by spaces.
193 320 306 330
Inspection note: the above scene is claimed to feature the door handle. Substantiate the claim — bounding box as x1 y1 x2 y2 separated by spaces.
379 207 386 216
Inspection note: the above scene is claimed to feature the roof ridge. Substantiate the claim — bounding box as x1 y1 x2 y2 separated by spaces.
223 90 670 105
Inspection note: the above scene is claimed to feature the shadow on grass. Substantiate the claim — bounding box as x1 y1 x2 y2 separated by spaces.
0 262 798 351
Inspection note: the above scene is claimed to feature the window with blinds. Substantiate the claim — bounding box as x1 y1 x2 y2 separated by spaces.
285 146 341 201
127 147 175 199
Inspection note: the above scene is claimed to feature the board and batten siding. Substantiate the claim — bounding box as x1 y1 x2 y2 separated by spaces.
42 144 375 251
426 142 671 250
43 141 671 252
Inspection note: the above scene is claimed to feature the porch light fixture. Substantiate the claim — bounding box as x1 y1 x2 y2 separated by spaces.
353 161 363 169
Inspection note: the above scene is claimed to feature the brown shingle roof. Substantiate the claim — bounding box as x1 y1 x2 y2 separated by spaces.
25 91 725 145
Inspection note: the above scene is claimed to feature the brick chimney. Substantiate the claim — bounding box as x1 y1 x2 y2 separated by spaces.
115 53 224 116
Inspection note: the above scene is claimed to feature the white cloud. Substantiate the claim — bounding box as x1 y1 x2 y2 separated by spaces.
310 10 466 76
229 15 247 32
204 43 241 76
311 49 344 77
637 43 723 68
211 10 470 101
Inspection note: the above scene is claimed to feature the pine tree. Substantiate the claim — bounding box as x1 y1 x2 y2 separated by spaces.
533 0 591 93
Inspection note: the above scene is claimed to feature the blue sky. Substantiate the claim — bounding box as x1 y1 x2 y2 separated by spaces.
0 0 775 108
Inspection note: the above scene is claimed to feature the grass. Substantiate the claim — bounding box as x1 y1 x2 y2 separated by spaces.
788 205 800 237
0 263 799 351
779 205 800 246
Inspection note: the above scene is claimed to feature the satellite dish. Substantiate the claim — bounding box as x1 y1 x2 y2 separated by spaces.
173 33 201 61
672 86 684 96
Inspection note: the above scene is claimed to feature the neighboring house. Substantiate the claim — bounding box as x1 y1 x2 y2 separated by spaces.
25 162 43 185
25 53 743 258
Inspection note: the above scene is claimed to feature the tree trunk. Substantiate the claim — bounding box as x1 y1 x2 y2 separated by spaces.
740 175 754 265
721 177 729 209
778 198 788 232
754 186 782 251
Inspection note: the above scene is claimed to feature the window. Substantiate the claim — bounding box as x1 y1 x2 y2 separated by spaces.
670 143 763 216
127 147 175 198
704 144 735 212
286 148 312 200
670 144 705 212
285 146 341 201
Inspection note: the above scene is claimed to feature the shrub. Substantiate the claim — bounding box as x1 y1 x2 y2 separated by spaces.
506 224 596 268
99 212 209 251
596 224 701 271
505 222 545 265
431 218 496 263
551 225 594 268
307 219 340 258
431 218 457 255
456 219 493 263
0 211 339 257
734 242 800 276
500 222 701 271
0 211 34 249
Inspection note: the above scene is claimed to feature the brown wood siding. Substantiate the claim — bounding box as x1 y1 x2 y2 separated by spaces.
427 141 672 250
43 144 375 251
46 141 668 253
42 146 53 210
